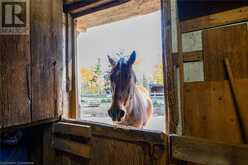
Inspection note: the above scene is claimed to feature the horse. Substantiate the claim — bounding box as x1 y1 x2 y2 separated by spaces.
107 51 153 128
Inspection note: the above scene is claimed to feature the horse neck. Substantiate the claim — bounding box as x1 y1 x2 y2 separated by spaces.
126 86 144 116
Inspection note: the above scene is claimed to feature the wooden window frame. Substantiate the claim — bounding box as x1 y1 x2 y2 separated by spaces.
66 0 177 135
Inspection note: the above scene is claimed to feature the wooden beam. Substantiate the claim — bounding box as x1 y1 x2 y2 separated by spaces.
172 53 179 67
161 0 177 134
171 135 248 165
53 122 92 139
63 0 98 12
62 119 167 145
181 6 248 33
72 0 130 18
53 137 91 159
69 19 78 119
76 0 160 31
183 51 203 62
70 0 113 14
63 0 81 4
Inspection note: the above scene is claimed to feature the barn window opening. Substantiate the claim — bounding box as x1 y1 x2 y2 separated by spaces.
76 10 164 131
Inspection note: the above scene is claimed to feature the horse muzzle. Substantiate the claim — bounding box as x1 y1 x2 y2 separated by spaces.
108 108 125 122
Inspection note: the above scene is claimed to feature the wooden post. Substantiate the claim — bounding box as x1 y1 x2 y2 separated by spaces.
69 17 79 119
161 0 177 134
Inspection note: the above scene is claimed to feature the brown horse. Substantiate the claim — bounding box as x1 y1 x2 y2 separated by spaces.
107 51 153 128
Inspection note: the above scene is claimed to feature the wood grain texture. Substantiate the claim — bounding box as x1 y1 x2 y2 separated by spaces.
180 6 248 32
53 134 166 165
184 79 248 144
0 35 31 128
69 0 114 14
236 79 248 143
53 137 92 159
203 24 248 81
55 150 90 165
90 137 145 165
171 135 248 165
31 0 63 122
53 122 92 139
161 0 178 134
75 0 160 31
43 125 56 165
63 119 167 144
51 120 168 165
183 51 203 62
224 59 247 143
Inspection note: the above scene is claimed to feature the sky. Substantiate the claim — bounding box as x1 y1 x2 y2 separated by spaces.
77 11 162 81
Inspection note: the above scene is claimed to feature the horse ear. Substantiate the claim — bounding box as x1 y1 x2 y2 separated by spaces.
128 51 136 66
108 56 116 67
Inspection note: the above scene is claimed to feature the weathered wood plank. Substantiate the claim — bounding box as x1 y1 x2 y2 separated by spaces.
0 35 31 128
63 0 98 12
53 137 92 159
55 151 90 165
51 120 167 165
161 0 178 134
43 125 56 165
76 0 160 31
203 23 248 81
31 0 63 122
181 6 248 33
69 18 78 119
224 59 247 143
53 122 92 139
171 135 248 165
62 119 167 145
90 137 145 165
236 79 248 143
69 0 115 14
183 51 203 62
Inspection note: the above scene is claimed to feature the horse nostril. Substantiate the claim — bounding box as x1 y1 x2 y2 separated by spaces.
117 109 125 121
119 110 125 118
108 110 113 118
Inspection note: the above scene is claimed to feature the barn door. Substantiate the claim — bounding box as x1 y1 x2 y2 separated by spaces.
45 120 168 165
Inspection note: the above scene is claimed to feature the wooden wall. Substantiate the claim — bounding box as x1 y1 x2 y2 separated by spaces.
167 3 248 164
174 3 248 165
0 0 64 129
182 24 248 142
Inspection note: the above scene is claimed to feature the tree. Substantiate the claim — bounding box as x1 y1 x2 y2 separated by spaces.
90 58 104 95
80 58 104 95
142 74 149 89
103 72 111 94
80 67 93 83
152 64 164 85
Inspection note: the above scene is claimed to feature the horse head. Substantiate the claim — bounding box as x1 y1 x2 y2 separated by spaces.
107 51 137 123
